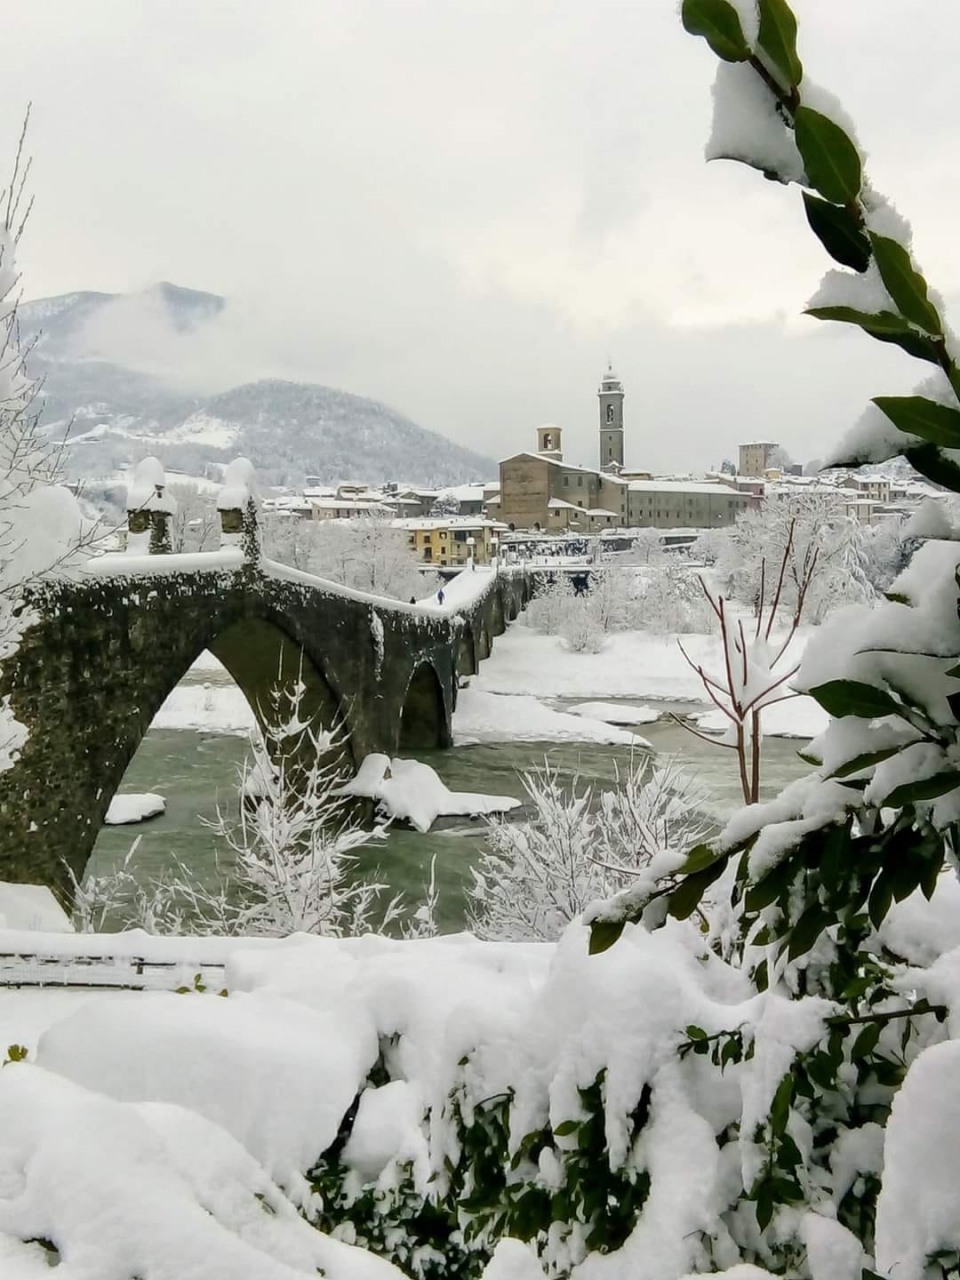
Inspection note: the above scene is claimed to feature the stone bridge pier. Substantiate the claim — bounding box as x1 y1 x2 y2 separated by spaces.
0 474 528 897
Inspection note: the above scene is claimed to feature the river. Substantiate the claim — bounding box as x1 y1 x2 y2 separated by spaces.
88 664 813 933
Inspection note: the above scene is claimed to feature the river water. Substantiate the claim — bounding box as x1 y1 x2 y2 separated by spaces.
88 667 813 933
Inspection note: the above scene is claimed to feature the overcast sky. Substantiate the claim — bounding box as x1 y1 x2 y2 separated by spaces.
4 0 959 472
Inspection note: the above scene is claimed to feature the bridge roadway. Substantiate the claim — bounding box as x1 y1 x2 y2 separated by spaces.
0 529 528 896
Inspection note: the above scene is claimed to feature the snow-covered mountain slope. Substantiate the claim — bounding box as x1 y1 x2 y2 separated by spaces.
19 285 495 486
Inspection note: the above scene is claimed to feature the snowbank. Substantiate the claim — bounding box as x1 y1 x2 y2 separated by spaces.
0 1064 403 1280
341 754 519 832
876 1040 960 1280
453 687 646 746
0 883 73 933
36 988 379 1185
104 792 166 824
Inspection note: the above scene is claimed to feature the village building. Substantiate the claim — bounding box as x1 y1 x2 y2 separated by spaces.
393 516 507 567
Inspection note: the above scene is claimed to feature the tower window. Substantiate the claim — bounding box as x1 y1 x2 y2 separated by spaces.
606 404 614 423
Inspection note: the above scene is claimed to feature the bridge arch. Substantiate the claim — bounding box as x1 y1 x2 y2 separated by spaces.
398 661 451 751
475 624 491 662
488 589 505 637
208 616 349 758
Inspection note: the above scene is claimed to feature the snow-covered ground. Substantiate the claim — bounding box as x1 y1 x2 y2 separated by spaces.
472 625 816 704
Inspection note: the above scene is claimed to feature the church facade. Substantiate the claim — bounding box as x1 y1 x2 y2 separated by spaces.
496 365 753 533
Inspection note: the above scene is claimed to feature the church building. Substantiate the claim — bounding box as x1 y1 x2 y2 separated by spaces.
496 364 751 533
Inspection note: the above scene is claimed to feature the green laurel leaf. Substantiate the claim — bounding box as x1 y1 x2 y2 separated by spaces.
794 106 862 205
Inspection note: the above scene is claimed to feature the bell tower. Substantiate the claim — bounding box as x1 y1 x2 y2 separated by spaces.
598 361 624 473
536 424 563 461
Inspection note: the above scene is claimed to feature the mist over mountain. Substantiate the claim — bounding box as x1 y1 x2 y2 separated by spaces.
21 284 496 486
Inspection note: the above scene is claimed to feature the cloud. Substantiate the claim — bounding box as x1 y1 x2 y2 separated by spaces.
4 0 959 472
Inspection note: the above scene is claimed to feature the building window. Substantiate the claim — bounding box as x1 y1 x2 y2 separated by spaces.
577 475 583 487
606 404 614 423
563 475 569 486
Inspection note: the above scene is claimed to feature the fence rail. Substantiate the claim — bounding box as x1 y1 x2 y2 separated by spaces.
0 950 227 992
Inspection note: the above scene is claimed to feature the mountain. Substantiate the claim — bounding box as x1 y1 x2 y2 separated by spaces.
19 284 496 486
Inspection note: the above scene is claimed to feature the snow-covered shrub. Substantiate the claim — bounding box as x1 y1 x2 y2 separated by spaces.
577 0 960 1271
469 757 711 941
559 598 605 653
524 574 575 635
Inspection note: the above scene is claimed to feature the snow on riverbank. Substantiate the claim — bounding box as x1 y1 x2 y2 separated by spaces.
153 683 257 734
105 792 166 824
453 687 648 747
342 754 520 832
473 626 815 703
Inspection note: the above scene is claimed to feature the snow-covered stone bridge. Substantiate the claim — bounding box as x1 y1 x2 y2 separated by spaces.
0 461 528 895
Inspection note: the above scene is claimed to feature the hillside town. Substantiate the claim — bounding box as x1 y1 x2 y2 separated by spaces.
246 362 943 569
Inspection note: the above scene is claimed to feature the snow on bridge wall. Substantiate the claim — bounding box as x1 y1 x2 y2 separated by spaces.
0 546 527 897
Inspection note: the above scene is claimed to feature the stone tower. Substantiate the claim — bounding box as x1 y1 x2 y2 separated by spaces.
598 362 624 473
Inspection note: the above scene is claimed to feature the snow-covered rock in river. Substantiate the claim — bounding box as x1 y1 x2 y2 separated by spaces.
691 694 828 741
341 754 520 832
567 701 660 727
104 792 167 825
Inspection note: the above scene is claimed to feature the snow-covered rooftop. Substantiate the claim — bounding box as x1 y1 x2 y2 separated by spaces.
627 480 754 497
391 516 508 531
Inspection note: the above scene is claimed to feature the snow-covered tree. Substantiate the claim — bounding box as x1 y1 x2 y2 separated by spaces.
263 512 433 601
193 678 400 936
627 526 665 566
0 115 88 768
469 757 711 941
168 483 219 553
588 566 638 632
637 567 713 634
715 491 876 623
